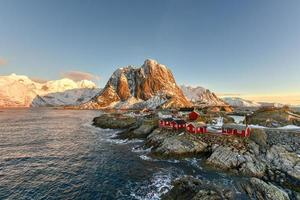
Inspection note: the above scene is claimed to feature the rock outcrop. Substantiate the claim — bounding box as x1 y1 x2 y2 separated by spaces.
247 107 300 127
79 59 192 109
206 145 266 178
162 176 234 200
93 114 137 129
265 145 300 182
146 128 208 158
241 178 290 200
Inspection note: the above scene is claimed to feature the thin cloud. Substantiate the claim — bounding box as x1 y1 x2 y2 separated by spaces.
61 71 100 82
0 58 8 66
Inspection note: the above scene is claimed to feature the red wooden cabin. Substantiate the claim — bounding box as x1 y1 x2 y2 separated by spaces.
222 124 251 137
186 122 207 134
159 118 174 128
189 111 200 121
172 120 187 130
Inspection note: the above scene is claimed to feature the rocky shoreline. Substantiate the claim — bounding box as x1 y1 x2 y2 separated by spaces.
93 113 300 200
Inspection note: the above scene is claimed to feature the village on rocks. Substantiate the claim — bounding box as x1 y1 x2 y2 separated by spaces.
93 106 300 200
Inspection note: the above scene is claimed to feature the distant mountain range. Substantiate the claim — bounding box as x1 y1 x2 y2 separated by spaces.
222 97 287 108
1 60 293 110
0 74 100 108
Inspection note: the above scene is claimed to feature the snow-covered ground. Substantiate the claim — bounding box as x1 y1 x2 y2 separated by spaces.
277 125 300 130
228 115 245 124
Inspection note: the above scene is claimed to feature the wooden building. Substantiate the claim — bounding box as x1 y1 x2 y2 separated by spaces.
222 123 251 137
186 122 207 134
189 111 200 121
172 119 187 130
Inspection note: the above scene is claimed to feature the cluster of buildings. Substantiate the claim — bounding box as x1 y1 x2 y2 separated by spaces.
159 110 208 134
159 109 251 137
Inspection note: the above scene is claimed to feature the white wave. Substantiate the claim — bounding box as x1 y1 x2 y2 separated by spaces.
185 158 202 169
132 146 152 153
104 137 144 145
139 155 154 161
130 171 173 200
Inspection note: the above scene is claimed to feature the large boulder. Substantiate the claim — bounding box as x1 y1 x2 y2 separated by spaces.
118 123 158 139
162 176 234 200
249 128 268 148
265 145 300 185
206 146 266 177
150 131 208 158
206 146 241 170
242 178 290 200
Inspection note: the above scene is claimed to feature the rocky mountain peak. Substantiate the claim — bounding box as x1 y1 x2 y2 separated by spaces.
79 59 192 109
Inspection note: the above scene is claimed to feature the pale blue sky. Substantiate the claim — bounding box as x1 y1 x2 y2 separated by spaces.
0 0 299 96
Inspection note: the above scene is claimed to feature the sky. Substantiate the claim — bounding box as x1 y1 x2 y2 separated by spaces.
0 0 299 104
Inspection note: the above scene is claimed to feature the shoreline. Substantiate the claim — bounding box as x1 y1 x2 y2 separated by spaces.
93 112 300 200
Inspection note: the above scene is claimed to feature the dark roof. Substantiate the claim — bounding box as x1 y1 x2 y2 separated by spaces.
161 118 174 122
173 119 186 124
179 107 194 112
222 123 249 131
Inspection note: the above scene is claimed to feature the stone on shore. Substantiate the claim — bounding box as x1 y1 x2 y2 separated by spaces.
93 114 136 129
206 145 266 177
131 122 158 138
147 129 208 158
266 145 300 180
161 176 234 200
242 178 290 200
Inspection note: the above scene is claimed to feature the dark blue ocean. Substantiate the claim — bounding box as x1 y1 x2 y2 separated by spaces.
0 109 247 199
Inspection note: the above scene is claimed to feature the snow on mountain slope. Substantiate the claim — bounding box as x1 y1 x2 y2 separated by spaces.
180 85 227 106
0 74 99 108
222 97 261 107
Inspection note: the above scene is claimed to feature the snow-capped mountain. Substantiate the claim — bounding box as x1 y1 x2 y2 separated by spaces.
180 85 227 106
222 97 287 108
79 59 192 109
0 73 100 108
222 97 261 107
